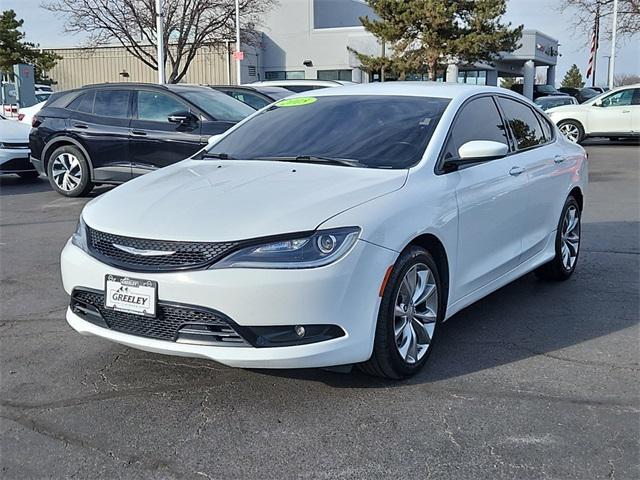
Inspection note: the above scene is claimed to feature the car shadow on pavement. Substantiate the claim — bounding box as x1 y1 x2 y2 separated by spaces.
0 175 115 197
253 220 639 388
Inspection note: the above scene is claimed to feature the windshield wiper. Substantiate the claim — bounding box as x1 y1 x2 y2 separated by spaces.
201 152 235 160
249 155 365 168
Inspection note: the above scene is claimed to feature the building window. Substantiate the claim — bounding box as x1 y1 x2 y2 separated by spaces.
457 70 487 85
265 71 305 80
317 69 352 81
248 65 257 77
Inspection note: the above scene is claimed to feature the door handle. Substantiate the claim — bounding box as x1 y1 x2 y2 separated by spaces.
554 155 566 164
509 166 525 176
622 109 631 113
131 130 147 136
73 123 88 129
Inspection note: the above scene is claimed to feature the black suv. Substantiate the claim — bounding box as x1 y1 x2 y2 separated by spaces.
30 83 254 196
510 84 569 100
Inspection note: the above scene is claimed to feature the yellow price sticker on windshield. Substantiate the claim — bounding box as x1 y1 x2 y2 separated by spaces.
275 97 318 107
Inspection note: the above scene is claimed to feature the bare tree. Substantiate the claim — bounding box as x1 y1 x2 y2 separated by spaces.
614 73 640 85
558 0 640 39
42 0 275 83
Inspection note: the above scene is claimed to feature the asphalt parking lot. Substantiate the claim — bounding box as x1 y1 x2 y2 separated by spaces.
1 139 638 479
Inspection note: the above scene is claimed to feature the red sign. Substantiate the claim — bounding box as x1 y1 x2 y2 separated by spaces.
233 51 244 61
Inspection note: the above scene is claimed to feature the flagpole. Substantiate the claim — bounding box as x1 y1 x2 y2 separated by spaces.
235 0 241 85
592 6 599 87
609 0 618 88
156 0 164 84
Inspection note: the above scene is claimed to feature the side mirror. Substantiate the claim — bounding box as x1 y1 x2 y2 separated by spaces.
593 100 603 107
207 134 223 146
443 140 509 171
168 110 196 124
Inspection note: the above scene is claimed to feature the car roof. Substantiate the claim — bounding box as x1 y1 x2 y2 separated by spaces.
282 81 518 101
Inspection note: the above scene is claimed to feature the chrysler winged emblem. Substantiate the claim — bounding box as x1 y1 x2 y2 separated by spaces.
112 243 176 256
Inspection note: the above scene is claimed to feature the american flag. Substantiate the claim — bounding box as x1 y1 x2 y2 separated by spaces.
586 9 600 80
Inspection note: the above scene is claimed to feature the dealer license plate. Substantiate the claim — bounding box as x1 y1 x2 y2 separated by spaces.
104 275 157 317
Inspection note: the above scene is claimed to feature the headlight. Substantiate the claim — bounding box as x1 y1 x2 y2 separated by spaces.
71 216 89 252
213 227 361 269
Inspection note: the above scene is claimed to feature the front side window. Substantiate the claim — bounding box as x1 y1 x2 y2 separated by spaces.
442 96 509 159
137 91 186 122
601 89 634 107
207 95 450 169
497 97 546 149
93 90 130 118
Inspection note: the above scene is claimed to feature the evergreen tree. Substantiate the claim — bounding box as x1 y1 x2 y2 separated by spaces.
0 10 60 82
560 64 585 89
353 0 522 80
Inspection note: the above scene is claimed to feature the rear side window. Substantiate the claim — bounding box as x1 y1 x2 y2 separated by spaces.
497 97 546 149
443 96 509 159
93 90 130 118
67 91 95 114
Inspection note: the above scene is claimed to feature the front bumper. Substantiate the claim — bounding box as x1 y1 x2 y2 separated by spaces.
61 239 397 368
0 149 35 173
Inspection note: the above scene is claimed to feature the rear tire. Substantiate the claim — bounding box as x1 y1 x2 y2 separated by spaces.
558 120 585 144
46 145 94 197
359 246 444 379
535 196 581 281
17 171 39 180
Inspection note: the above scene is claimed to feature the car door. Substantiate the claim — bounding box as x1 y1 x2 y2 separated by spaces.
129 89 202 177
65 88 133 183
443 95 528 302
588 88 634 134
496 96 569 262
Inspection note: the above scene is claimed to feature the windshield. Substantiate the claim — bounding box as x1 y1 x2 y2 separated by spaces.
206 95 450 169
179 89 255 122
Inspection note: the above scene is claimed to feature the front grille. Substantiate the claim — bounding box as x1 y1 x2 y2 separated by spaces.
71 289 248 345
2 142 29 149
87 227 241 272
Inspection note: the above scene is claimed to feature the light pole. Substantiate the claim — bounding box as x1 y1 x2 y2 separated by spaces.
235 0 242 85
608 0 618 88
156 0 165 84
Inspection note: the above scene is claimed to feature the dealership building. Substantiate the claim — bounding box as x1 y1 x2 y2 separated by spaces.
46 0 560 100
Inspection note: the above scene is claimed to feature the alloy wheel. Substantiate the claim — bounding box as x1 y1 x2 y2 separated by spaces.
559 123 580 143
393 263 438 364
51 153 82 192
561 205 580 270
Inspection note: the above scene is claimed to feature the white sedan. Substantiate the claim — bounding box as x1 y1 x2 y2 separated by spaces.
0 114 38 178
547 84 640 143
61 83 587 379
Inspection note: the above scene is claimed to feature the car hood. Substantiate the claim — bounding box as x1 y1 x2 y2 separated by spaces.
83 159 408 242
0 119 30 142
546 104 589 115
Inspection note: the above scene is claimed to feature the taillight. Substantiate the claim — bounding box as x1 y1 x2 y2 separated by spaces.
17 113 25 121
32 116 41 128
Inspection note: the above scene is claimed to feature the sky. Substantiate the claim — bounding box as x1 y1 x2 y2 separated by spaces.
4 0 639 86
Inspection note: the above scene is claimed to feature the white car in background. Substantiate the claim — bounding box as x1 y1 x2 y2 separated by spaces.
17 101 45 125
61 83 587 379
547 84 640 143
245 79 352 93
0 114 38 178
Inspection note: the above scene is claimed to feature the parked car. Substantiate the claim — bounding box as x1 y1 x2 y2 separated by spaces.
17 101 45 125
0 114 38 179
534 95 578 111
29 83 255 196
61 83 587 379
558 87 600 103
547 84 640 143
210 85 292 109
511 84 569 99
245 79 350 93
589 86 610 94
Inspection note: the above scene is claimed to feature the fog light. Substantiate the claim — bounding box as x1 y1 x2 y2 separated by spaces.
294 325 306 337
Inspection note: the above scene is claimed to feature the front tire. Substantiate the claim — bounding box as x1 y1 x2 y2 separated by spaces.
46 145 94 197
558 120 585 144
359 247 443 379
535 196 581 281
